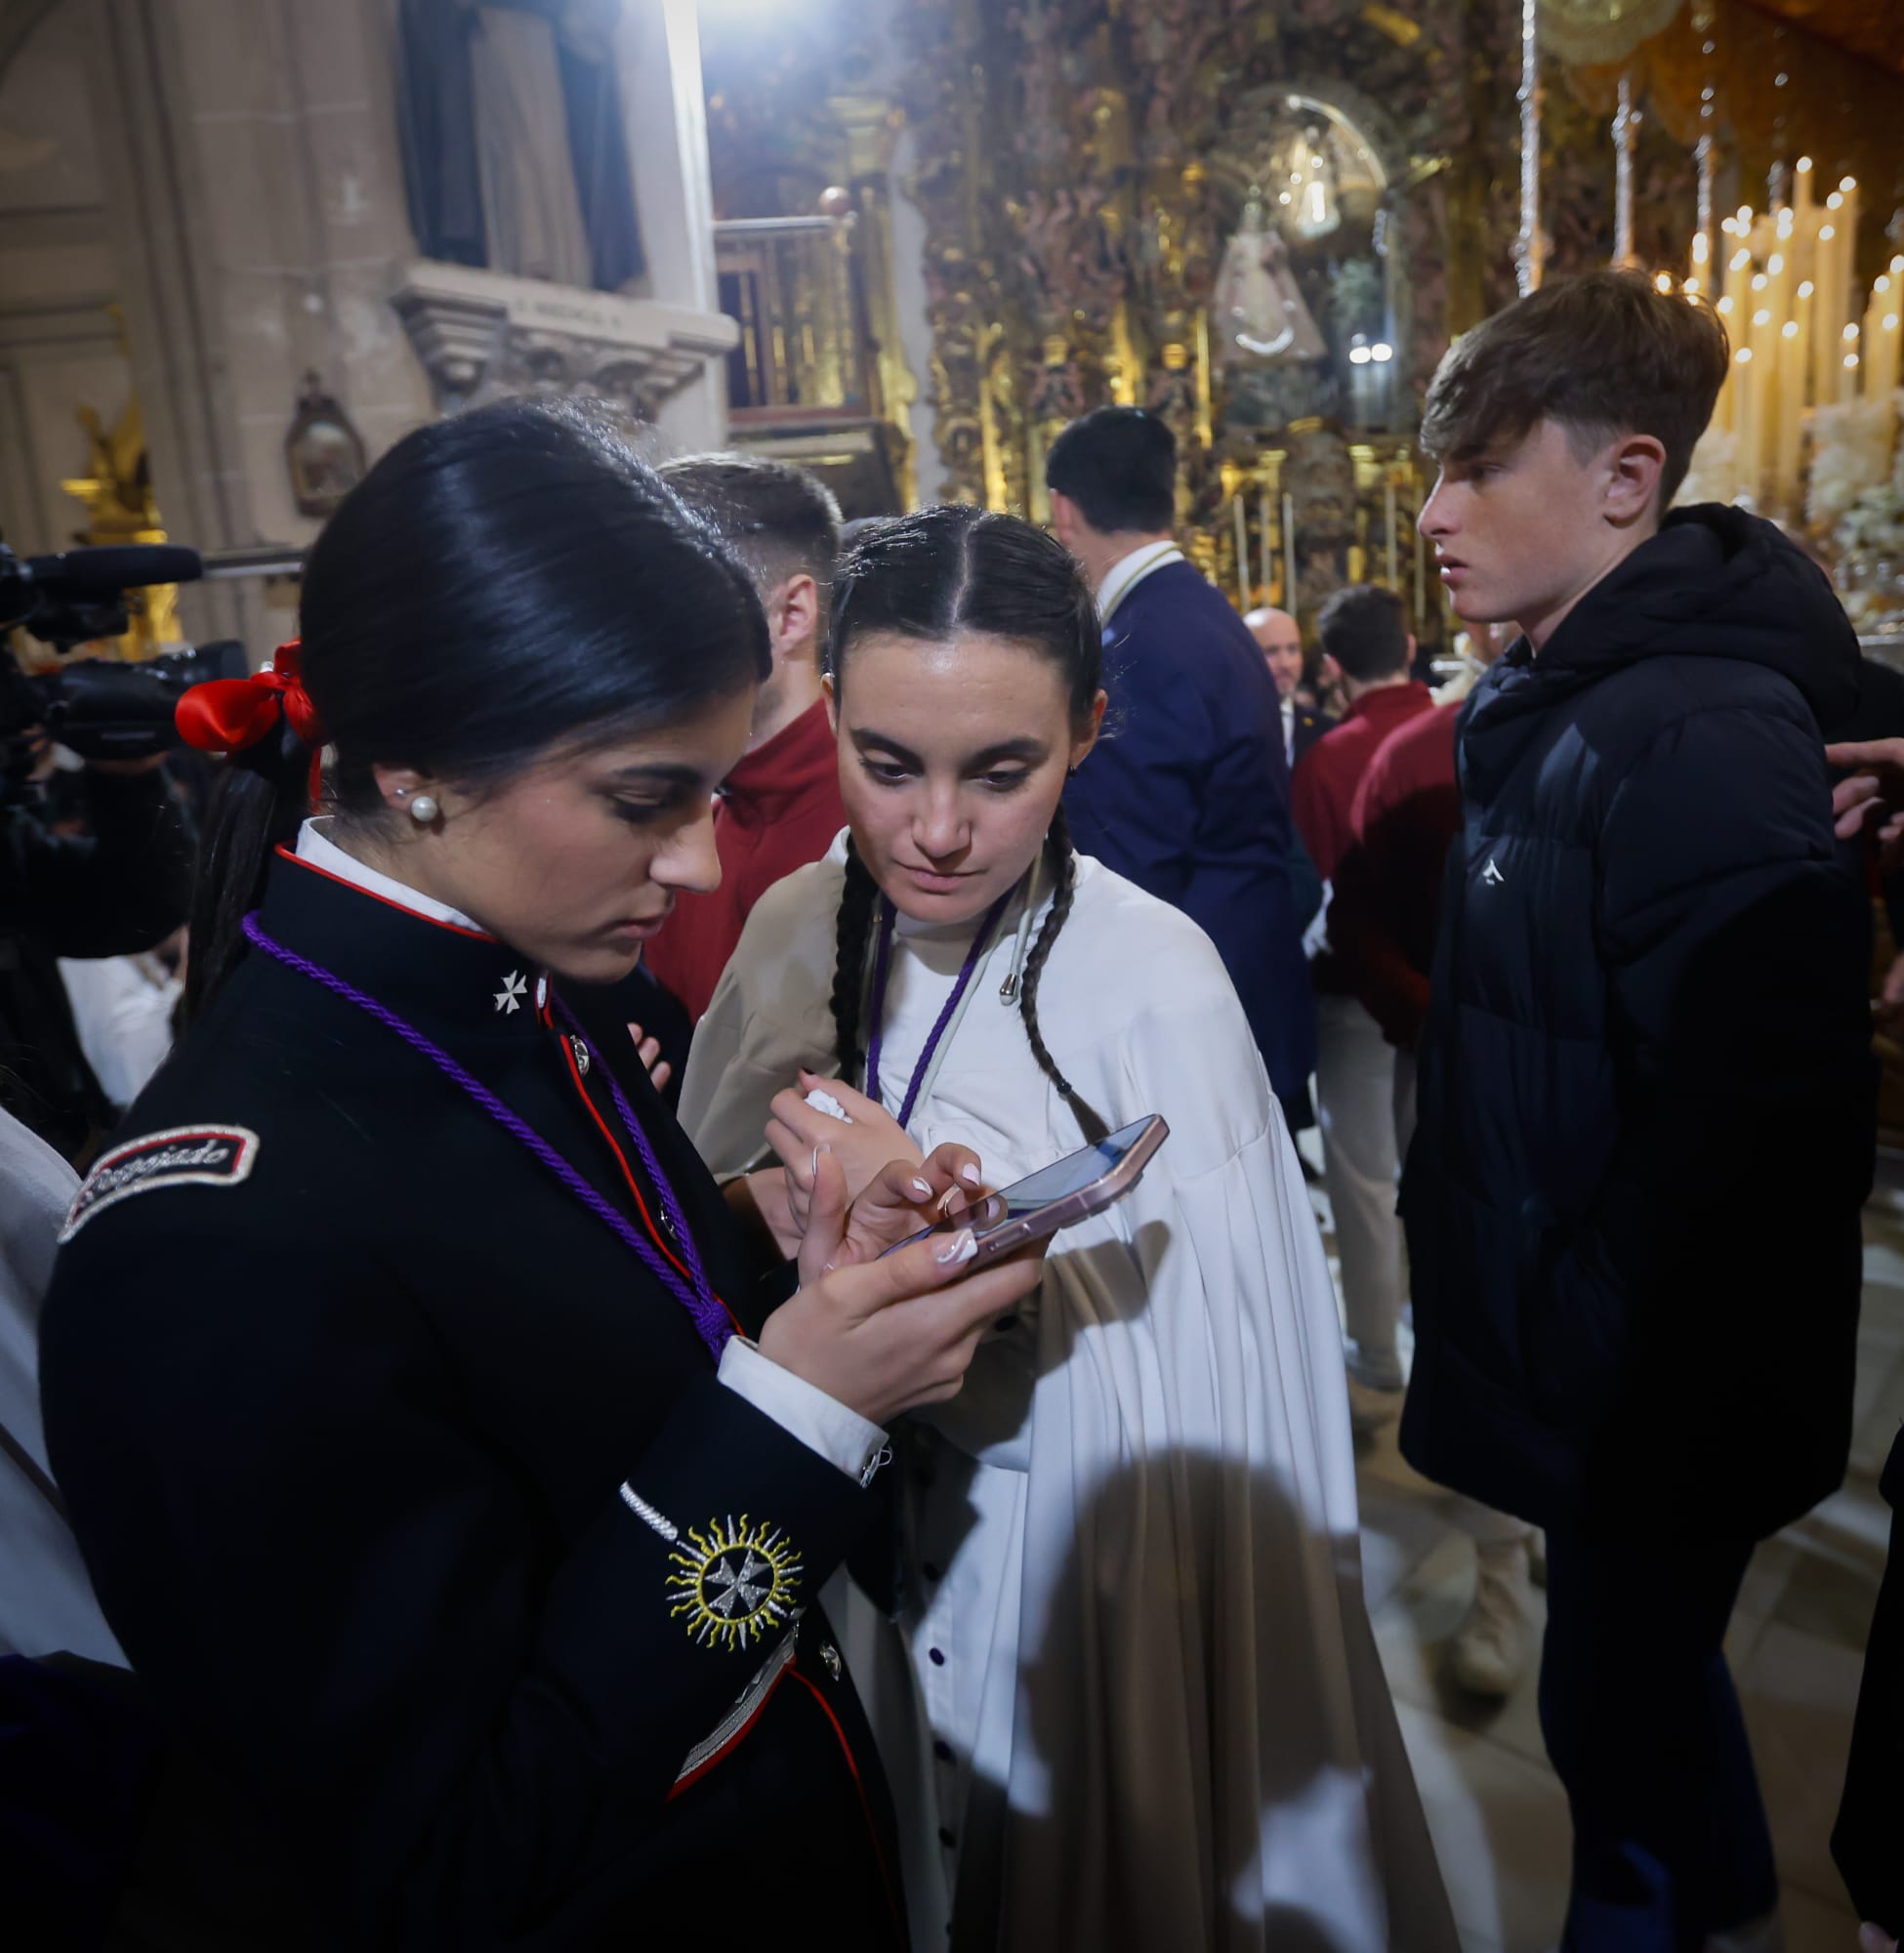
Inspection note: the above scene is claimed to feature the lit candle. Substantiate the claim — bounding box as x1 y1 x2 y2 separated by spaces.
1864 275 1902 403
1812 221 1843 405
1283 491 1298 620
1775 316 1805 513
1841 324 1862 405
1232 494 1249 610
1384 476 1399 587
1794 154 1814 218
1731 347 1756 501
1714 296 1739 434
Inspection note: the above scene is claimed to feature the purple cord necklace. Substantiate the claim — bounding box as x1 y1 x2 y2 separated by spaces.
241 912 731 1361
863 891 1012 1131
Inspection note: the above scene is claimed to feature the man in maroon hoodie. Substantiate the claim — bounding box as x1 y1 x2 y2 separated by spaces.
1325 635 1537 1703
642 456 847 1027
1292 586 1435 1433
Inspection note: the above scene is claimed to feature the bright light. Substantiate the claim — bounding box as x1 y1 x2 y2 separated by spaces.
1821 226 1837 241
1887 315 1901 332
1655 272 1675 293
1278 190 1292 206
1842 176 1858 191
1798 155 1813 172
1754 309 1772 327
1782 320 1800 339
1767 255 1784 275
1685 276 1703 295
1846 323 1861 342
1718 296 1736 315
1752 273 1769 291
1731 249 1753 272
1799 280 1815 298
1737 348 1753 364
1348 345 1372 366
1879 274 1893 295
1737 204 1753 225
1893 256 1904 274
1846 353 1860 369
1693 233 1711 262
1828 192 1844 210
1777 211 1795 235
1371 343 1394 362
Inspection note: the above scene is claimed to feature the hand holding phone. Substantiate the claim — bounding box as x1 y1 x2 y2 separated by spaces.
885 1116 1169 1268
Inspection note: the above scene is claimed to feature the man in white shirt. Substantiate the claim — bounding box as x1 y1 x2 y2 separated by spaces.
1246 604 1333 768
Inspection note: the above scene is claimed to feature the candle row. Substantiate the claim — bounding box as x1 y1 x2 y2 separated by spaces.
1692 161 1902 514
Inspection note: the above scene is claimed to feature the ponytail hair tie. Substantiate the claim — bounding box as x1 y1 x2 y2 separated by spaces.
175 639 325 757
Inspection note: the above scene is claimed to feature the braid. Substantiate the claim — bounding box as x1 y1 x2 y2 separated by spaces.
1018 804 1109 1145
831 839 882 1084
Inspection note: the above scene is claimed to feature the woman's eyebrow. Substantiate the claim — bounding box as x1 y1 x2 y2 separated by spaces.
850 728 1050 769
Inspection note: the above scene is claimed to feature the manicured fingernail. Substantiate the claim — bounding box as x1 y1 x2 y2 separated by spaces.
934 1229 976 1266
909 1177 934 1198
936 1188 960 1217
959 1164 982 1188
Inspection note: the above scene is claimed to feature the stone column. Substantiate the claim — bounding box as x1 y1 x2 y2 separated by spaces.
80 0 434 649
614 0 726 452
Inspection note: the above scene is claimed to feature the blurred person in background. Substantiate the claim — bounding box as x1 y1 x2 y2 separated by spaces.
0 727 191 1162
1246 603 1332 769
1291 585 1435 1430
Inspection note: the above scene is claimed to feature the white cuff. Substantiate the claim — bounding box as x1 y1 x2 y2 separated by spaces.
718 1336 890 1483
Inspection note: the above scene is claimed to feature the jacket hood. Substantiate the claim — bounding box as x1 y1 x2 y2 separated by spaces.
1462 504 1860 785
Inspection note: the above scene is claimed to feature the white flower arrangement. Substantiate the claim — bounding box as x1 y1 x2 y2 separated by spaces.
1808 395 1897 529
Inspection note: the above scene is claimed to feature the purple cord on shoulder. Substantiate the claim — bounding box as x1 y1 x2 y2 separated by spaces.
241 912 731 1360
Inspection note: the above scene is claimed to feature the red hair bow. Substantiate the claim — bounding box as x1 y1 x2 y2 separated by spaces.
175 639 323 757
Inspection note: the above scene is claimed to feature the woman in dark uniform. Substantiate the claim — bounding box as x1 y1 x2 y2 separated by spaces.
37 402 1038 1951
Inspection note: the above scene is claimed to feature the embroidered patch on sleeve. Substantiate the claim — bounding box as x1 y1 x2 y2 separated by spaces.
667 1514 803 1652
60 1125 262 1242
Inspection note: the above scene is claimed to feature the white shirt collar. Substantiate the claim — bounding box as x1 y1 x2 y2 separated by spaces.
1097 538 1184 622
295 817 485 935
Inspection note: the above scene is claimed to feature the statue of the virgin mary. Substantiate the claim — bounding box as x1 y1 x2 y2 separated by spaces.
1214 187 1329 369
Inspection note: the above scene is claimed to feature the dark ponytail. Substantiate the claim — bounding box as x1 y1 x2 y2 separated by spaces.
826 505 1107 1142
184 399 767 1020
829 838 882 1087
1019 802 1107 1145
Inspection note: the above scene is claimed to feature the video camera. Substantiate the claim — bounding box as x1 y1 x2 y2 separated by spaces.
0 540 246 784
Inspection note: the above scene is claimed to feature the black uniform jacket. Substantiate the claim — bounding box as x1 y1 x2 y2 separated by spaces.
39 852 905 1951
1401 505 1876 1539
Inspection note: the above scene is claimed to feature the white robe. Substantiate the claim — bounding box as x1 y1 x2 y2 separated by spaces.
682 843 1455 1953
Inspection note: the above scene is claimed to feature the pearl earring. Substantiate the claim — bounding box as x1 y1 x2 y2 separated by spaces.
408 793 439 825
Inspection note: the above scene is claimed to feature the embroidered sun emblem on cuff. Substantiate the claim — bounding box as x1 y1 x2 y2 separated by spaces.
666 1515 804 1652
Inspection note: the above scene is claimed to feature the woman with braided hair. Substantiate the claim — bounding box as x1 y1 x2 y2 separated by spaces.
681 506 1453 1953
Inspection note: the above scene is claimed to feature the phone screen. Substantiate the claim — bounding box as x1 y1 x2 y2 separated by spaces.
891 1117 1161 1253
977 1117 1158 1217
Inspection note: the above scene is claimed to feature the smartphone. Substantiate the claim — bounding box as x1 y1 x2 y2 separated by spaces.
890 1115 1169 1268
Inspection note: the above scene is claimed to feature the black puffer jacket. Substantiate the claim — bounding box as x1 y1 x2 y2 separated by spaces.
1400 505 1876 1539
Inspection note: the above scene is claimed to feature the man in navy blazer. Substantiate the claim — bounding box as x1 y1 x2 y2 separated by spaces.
1048 407 1316 1124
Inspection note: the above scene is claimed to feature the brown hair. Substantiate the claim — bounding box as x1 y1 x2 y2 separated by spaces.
1420 270 1730 510
662 452 844 639
1316 585 1410 684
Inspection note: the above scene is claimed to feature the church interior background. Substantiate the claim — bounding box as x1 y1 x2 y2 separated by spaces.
4 1 1904 1945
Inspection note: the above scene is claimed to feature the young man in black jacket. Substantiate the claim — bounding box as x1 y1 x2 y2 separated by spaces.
1403 270 1875 1950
